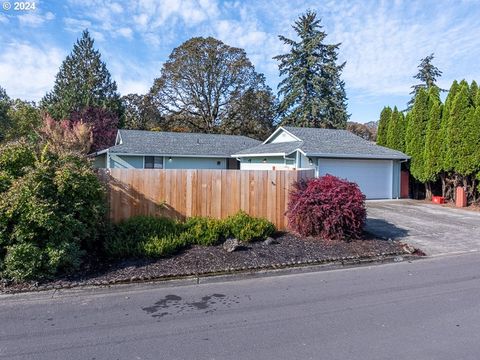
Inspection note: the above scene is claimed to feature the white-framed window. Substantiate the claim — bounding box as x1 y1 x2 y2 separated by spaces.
144 156 163 169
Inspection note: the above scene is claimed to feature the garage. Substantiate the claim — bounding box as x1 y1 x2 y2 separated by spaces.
232 126 409 200
318 158 394 199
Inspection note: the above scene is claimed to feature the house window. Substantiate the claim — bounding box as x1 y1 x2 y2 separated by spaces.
144 156 163 169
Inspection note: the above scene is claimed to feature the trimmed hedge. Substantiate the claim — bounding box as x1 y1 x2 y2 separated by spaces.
287 175 366 241
105 211 276 259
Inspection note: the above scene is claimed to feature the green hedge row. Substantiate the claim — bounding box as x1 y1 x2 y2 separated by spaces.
105 211 276 259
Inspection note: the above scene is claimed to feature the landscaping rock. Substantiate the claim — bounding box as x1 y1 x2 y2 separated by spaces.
223 238 240 253
401 243 416 254
263 237 277 245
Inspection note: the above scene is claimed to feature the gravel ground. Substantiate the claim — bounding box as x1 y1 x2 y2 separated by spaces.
1 233 414 294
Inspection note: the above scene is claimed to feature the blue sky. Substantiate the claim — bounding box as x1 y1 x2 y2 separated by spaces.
1 0 480 123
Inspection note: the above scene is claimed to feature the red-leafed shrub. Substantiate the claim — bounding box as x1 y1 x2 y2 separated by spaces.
70 107 119 152
287 175 366 241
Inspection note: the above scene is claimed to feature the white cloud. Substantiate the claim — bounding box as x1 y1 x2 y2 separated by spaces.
64 17 92 32
18 11 55 27
116 27 133 39
0 42 64 101
0 13 9 24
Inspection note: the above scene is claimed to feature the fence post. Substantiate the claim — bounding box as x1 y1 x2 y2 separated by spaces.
455 186 467 208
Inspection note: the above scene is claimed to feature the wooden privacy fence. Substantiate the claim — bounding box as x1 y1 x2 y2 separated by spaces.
98 169 315 230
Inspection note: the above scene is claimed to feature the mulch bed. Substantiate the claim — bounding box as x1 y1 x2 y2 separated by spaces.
0 233 415 294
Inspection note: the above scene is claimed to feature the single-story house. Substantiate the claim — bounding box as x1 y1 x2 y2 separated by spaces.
93 130 261 170
94 126 409 199
231 126 409 199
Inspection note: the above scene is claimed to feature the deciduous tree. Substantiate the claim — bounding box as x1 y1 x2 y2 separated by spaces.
121 93 165 131
150 37 274 136
70 107 119 152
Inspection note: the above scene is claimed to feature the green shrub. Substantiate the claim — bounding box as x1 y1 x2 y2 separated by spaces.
0 140 35 179
0 141 36 194
45 241 85 274
3 243 44 281
143 234 187 258
224 211 276 242
182 216 226 246
0 148 107 281
105 216 182 258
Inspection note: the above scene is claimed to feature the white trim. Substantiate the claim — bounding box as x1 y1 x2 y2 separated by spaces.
115 130 122 145
231 152 289 158
305 153 410 160
262 126 302 144
109 153 230 159
93 148 109 155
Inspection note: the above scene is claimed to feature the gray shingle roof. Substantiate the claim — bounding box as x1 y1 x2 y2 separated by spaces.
234 126 409 160
107 130 261 157
233 141 303 155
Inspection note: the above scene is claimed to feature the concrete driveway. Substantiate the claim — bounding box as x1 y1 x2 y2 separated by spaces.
366 200 480 256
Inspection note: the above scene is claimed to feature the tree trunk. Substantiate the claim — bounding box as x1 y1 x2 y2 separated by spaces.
425 182 432 200
440 173 446 198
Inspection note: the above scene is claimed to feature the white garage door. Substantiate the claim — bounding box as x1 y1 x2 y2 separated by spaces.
318 158 393 199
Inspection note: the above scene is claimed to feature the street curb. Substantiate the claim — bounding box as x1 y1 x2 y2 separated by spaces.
0 252 422 295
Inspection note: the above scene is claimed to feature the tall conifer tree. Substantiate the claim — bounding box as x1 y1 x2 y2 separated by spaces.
405 88 430 183
41 30 122 120
376 106 392 146
423 87 443 198
407 53 443 109
386 106 405 152
447 81 479 188
274 11 348 128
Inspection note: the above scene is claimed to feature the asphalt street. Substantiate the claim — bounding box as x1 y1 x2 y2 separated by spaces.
2 253 480 360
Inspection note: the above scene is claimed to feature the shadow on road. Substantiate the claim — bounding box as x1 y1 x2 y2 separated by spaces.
365 218 409 240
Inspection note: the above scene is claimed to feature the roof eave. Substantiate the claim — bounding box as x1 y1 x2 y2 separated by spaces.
305 152 410 160
231 152 289 158
108 151 234 158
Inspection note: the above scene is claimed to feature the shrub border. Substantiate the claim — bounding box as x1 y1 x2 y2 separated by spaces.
1 248 418 294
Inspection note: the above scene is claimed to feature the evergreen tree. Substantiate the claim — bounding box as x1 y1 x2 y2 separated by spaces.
423 87 443 198
405 88 430 183
447 81 478 185
41 30 122 120
440 80 459 176
470 80 478 103
0 86 11 141
386 106 406 152
376 106 392 146
407 53 443 109
274 11 348 128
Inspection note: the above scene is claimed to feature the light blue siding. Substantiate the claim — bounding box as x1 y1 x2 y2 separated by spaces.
93 153 107 168
110 155 144 169
164 157 227 169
